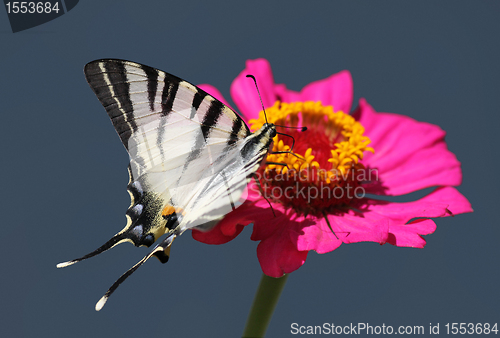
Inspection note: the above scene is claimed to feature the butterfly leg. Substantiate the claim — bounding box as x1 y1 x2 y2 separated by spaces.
250 173 276 217
269 150 305 161
265 161 289 169
322 211 351 240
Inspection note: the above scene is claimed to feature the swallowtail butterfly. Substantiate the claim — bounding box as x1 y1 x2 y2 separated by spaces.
57 59 277 310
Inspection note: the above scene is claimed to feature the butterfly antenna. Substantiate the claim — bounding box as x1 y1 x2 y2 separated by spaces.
246 75 269 124
95 233 176 311
245 75 307 153
276 125 307 132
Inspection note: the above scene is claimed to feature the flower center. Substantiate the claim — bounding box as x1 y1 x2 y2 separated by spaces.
249 101 374 216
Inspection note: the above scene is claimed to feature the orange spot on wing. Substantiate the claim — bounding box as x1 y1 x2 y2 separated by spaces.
162 205 175 217
162 205 185 217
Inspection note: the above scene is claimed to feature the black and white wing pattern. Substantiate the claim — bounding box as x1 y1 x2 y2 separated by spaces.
57 59 276 310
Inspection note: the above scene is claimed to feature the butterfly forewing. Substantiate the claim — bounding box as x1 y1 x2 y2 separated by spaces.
84 60 249 148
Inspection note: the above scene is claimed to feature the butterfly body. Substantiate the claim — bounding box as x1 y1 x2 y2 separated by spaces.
58 59 276 310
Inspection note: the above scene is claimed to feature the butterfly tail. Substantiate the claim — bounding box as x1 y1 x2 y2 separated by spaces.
95 232 177 311
56 232 130 268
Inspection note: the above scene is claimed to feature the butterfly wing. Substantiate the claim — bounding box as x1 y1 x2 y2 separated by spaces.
58 59 251 267
179 125 276 231
58 59 277 311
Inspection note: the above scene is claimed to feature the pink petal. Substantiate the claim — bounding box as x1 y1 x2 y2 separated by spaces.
230 59 277 121
273 70 353 114
386 219 437 248
330 212 390 245
191 222 243 245
196 84 235 112
417 186 473 215
273 83 302 103
298 70 353 113
363 186 472 224
249 207 289 242
191 202 255 244
255 216 308 277
358 187 472 248
292 217 342 254
354 99 463 195
295 212 389 253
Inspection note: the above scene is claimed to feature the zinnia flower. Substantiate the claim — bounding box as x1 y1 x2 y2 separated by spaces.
193 59 472 277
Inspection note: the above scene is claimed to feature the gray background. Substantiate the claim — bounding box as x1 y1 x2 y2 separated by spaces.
1 1 498 337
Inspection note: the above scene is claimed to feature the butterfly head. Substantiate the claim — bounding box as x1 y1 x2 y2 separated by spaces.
265 123 277 139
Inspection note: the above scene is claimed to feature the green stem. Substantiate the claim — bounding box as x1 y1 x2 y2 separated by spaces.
242 273 289 338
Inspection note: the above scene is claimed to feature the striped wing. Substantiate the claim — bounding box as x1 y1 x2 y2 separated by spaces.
58 59 277 311
178 123 275 231
84 59 250 183
58 59 254 266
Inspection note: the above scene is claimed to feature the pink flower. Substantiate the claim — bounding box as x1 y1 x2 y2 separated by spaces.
193 59 472 277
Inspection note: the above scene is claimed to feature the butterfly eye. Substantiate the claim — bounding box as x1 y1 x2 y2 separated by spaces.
141 234 155 247
270 127 277 138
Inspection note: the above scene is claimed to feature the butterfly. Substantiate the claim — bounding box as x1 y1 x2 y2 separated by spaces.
57 59 278 311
